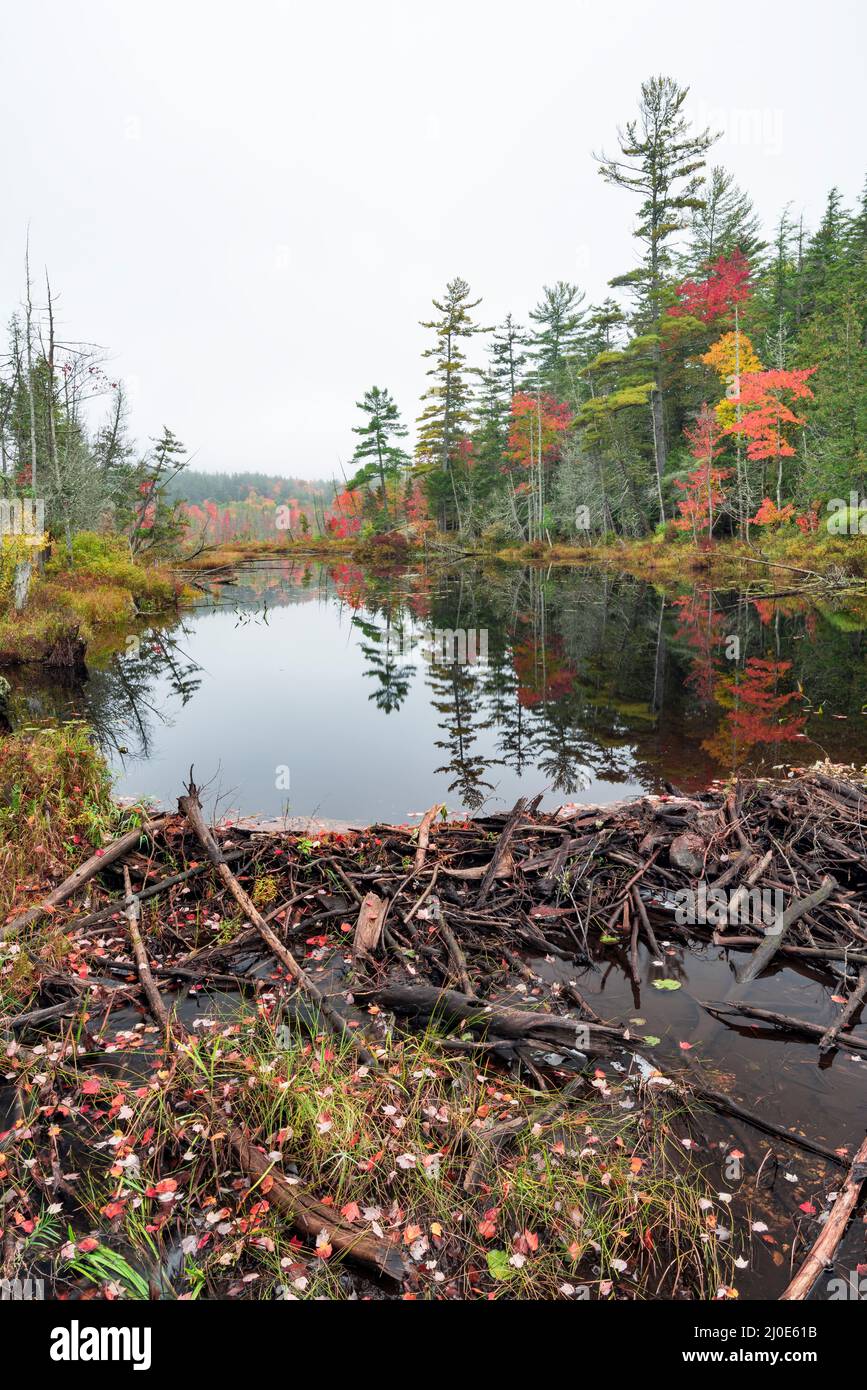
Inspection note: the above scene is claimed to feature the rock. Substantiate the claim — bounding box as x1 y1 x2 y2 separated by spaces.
669 831 706 877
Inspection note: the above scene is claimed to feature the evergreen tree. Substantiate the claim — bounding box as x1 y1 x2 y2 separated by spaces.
527 282 586 398
346 385 410 525
596 76 718 517
685 165 765 269
416 277 489 530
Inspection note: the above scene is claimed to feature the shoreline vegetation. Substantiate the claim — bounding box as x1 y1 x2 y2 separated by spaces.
2 724 866 1301
5 525 867 674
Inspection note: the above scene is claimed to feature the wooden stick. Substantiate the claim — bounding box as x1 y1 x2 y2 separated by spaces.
413 803 442 874
683 1081 846 1167
352 892 386 967
2 817 168 939
179 782 377 1068
434 901 473 995
736 875 836 985
702 998 867 1055
780 1133 867 1299
122 866 171 1038
819 966 867 1055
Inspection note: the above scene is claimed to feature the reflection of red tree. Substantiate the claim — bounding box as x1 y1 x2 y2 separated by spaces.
752 598 776 627
512 637 576 707
328 562 367 608
728 659 806 745
672 594 728 701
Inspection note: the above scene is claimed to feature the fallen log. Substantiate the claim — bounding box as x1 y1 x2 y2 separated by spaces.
359 982 626 1053
735 875 836 985
1 817 169 939
780 1133 867 1300
230 1129 406 1282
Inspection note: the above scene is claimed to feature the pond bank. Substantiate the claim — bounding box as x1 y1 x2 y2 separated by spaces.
2 730 866 1300
6 527 867 675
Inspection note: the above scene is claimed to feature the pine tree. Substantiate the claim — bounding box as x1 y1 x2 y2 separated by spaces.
416 277 489 530
346 386 409 526
596 75 718 518
527 282 586 398
685 166 765 270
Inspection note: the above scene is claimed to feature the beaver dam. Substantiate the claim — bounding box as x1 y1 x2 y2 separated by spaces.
2 765 867 1301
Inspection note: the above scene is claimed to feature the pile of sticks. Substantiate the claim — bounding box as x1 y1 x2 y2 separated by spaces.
4 765 867 1299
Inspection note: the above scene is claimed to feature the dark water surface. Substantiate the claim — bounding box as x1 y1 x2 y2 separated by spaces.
10 557 867 822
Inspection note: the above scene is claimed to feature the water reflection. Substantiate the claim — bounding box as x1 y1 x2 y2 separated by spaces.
4 558 867 820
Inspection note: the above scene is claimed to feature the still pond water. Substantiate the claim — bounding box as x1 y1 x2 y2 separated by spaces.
11 556 867 821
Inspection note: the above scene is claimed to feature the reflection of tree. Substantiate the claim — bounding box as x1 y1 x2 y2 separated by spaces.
82 625 203 762
481 645 537 775
703 657 806 764
428 660 499 812
352 612 414 714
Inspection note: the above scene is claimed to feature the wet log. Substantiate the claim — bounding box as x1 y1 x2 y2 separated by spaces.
230 1129 407 1282
735 875 836 985
1 817 169 939
780 1133 867 1300
818 966 867 1055
359 982 626 1052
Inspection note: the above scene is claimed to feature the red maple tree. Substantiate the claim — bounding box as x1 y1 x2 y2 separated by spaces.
673 405 730 540
669 250 752 324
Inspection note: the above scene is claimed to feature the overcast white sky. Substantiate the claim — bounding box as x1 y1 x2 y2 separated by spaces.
2 0 864 480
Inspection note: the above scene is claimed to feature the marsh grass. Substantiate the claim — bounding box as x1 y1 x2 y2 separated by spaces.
0 723 144 938
13 1009 731 1302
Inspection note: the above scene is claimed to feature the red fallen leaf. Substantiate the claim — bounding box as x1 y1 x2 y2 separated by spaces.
477 1219 498 1240
678 1041 694 1051
798 1201 817 1215
259 1175 274 1194
340 1201 361 1223
145 1178 178 1197
729 1149 745 1161
101 1201 126 1219
403 1224 423 1245
523 1229 539 1252
80 1078 101 1095
630 1156 644 1174
306 935 329 947
77 1238 100 1253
